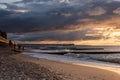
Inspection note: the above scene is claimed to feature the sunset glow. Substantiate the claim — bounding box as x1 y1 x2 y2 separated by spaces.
1 1 120 80
1 0 120 45
14 9 29 13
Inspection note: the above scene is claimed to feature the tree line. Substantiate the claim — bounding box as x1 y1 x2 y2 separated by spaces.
0 30 7 39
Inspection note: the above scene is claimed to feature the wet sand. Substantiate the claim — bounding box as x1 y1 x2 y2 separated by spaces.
13 54 120 80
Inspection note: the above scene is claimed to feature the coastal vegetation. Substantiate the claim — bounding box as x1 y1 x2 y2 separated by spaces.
0 31 63 80
0 30 7 39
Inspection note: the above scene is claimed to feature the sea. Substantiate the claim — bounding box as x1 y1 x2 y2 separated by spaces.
22 45 120 68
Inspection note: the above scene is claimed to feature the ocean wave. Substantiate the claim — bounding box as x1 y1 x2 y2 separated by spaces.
27 49 120 64
66 53 120 64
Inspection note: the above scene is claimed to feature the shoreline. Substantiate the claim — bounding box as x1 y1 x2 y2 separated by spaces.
73 62 120 75
13 53 120 80
1 47 120 80
22 50 120 74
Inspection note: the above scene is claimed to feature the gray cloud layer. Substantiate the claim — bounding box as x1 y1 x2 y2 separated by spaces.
0 0 120 42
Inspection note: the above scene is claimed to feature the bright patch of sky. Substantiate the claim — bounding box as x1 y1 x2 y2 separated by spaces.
0 4 7 9
0 0 22 3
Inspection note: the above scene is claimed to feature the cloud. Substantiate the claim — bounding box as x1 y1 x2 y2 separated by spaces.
0 4 7 9
87 7 106 16
1 0 120 45
0 9 13 17
8 28 102 42
113 7 120 15
0 0 22 3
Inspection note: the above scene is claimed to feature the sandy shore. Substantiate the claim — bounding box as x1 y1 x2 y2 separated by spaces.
1 47 120 80
13 54 120 80
0 48 62 80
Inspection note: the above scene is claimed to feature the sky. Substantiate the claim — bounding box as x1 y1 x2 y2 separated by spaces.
0 0 120 45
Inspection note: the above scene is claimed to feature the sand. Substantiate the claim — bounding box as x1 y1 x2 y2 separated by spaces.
13 54 120 80
0 48 62 80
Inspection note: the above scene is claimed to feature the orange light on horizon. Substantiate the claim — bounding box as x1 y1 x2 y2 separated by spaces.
14 9 29 13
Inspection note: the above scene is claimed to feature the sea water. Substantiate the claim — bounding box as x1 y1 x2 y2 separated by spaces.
22 46 120 68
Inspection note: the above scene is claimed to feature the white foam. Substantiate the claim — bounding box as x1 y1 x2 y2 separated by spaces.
23 50 120 75
22 50 120 67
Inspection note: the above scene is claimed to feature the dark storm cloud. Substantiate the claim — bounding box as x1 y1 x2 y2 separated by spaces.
0 9 13 17
8 29 102 41
1 0 120 42
0 9 80 32
0 0 120 32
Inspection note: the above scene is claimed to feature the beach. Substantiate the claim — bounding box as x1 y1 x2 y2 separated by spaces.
13 53 120 80
1 0 120 80
0 48 62 80
1 48 120 80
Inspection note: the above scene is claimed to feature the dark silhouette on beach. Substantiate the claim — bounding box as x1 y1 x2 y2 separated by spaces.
0 30 7 39
9 40 13 46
